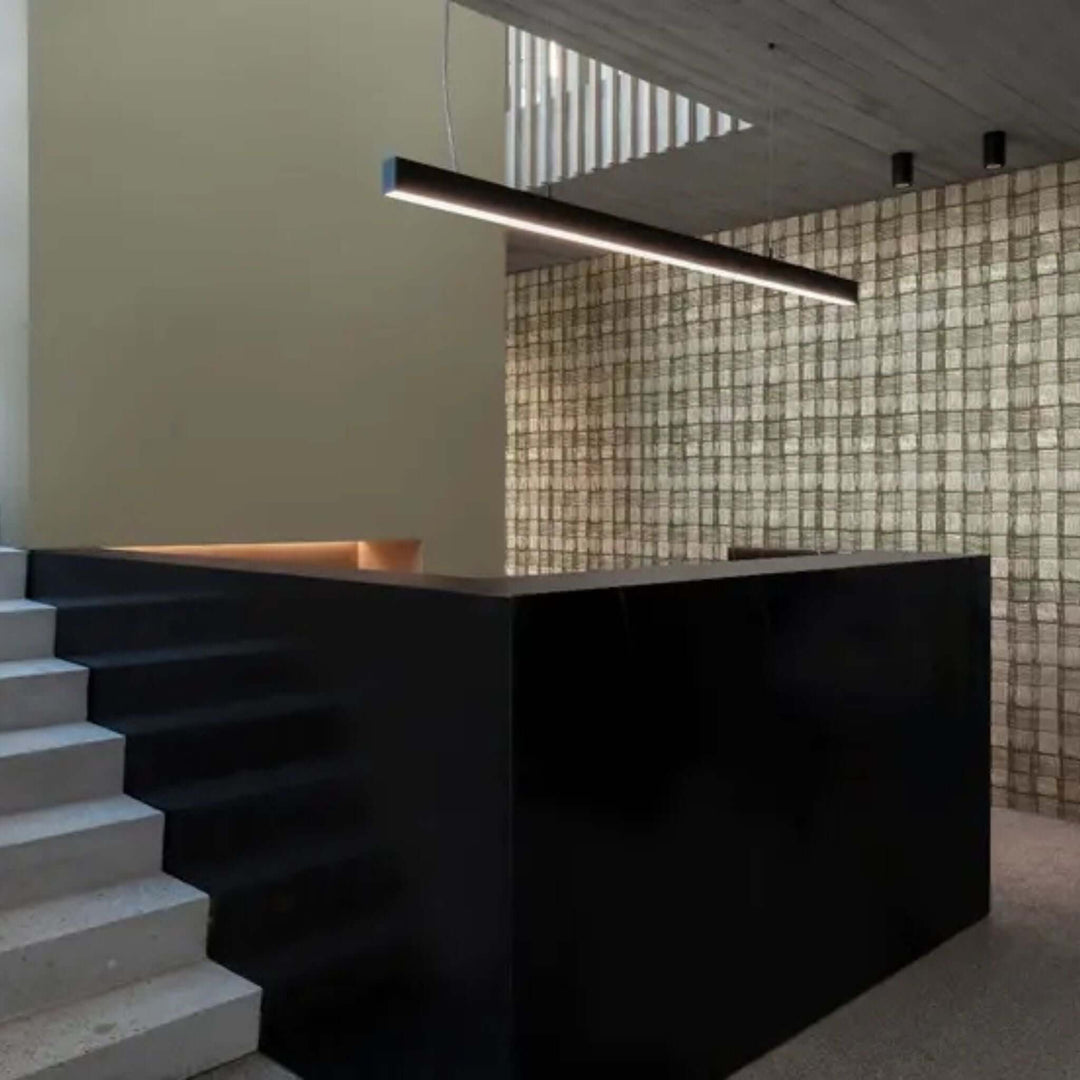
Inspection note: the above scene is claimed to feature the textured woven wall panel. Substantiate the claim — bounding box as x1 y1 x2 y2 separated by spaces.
507 160 1080 821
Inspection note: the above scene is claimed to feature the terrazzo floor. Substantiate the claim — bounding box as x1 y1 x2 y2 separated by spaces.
735 808 1080 1078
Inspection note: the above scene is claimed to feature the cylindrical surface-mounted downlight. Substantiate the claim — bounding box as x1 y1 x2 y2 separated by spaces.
892 151 914 190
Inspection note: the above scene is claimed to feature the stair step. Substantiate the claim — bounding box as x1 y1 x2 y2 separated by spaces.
113 689 347 739
78 639 307 719
0 960 260 1080
0 723 123 815
81 639 281 670
117 691 357 790
0 875 208 1024
251 915 407 1035
0 550 26 601
147 757 369 867
248 912 403 995
195 827 387 896
53 591 252 655
0 602 55 663
195 832 401 967
0 659 88 731
0 795 162 911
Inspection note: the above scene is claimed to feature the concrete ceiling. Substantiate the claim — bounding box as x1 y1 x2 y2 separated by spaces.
463 0 1080 271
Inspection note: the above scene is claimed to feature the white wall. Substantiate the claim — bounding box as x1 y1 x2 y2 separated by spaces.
27 0 506 575
0 0 28 544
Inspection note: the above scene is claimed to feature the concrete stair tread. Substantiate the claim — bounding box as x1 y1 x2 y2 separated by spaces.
0 659 88 731
0 723 123 816
0 657 84 682
0 960 260 1080
0 795 163 913
0 554 25 602
0 553 264 1077
0 794 159 852
0 601 48 616
0 603 55 663
0 722 121 760
0 874 205 954
0 875 209 1025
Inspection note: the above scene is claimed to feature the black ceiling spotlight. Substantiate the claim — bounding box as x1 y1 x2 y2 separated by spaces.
984 130 1006 171
892 151 914 190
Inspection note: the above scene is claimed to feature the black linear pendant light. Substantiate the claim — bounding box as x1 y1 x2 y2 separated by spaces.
383 158 859 307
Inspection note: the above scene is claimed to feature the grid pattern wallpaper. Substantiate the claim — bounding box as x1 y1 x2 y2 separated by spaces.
506 159 1080 821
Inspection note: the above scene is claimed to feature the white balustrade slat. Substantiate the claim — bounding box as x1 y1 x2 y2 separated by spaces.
520 32 533 188
610 66 622 168
616 71 630 164
675 95 690 147
587 57 599 173
639 79 653 157
506 26 743 188
628 75 640 160
507 28 519 186
551 43 565 183
570 50 584 177
693 103 708 143
536 37 548 186
601 64 615 168
653 86 667 153
571 59 579 174
646 83 657 156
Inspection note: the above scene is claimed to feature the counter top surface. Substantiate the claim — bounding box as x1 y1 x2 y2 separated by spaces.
47 548 986 599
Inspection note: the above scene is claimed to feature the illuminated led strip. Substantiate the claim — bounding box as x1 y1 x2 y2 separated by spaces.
383 157 858 306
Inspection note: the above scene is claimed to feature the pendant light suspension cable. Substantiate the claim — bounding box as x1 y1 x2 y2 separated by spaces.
442 0 459 171
766 41 777 258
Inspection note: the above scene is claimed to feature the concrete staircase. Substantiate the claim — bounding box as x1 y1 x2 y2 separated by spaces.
0 548 262 1080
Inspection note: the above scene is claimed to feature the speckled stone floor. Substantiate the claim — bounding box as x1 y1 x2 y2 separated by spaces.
735 808 1080 1078
197 1055 299 1080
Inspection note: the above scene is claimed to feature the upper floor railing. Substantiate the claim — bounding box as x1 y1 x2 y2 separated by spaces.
506 27 749 191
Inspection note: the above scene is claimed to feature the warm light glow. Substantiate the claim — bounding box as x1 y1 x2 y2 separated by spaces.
115 540 422 573
386 189 857 307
